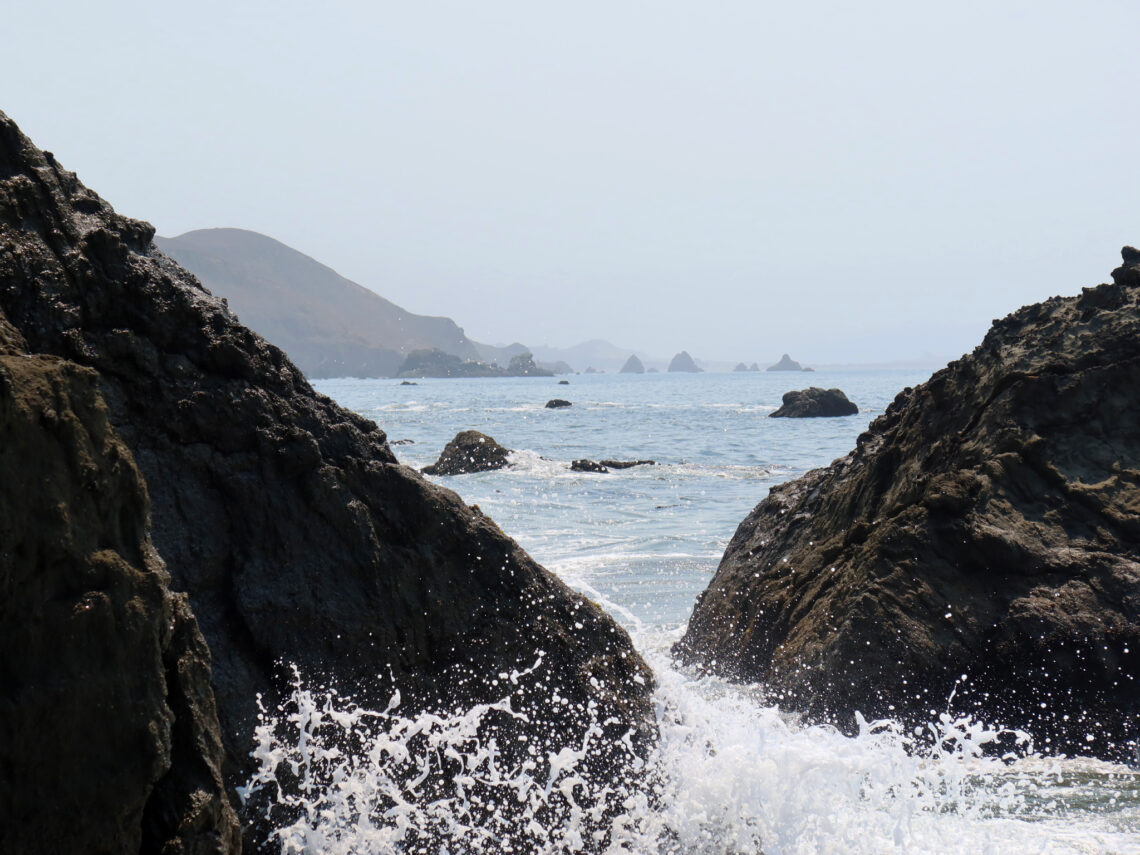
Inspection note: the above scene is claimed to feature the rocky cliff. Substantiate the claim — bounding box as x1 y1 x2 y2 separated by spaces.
0 109 655 840
677 252 1140 761
0 315 239 853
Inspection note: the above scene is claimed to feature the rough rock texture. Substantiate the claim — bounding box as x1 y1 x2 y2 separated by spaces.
0 316 239 854
766 353 806 371
677 252 1140 761
667 350 702 372
770 387 859 418
0 110 655 829
546 398 573 408
620 354 645 374
422 430 513 475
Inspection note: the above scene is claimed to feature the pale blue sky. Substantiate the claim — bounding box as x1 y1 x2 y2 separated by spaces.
6 0 1139 365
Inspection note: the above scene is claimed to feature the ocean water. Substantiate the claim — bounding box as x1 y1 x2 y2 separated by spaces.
245 370 1140 854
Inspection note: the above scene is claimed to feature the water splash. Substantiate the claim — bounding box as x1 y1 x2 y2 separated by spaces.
239 653 1140 854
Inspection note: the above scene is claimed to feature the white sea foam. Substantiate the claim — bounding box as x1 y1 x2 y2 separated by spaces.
242 643 1140 854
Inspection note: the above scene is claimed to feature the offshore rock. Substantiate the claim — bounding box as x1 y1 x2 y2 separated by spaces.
0 110 656 835
766 353 806 371
0 315 239 854
572 459 610 473
620 354 645 374
546 398 573 408
423 430 512 475
677 251 1140 761
770 387 858 418
668 350 702 372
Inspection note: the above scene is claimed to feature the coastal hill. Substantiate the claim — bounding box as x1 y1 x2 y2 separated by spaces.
156 228 484 378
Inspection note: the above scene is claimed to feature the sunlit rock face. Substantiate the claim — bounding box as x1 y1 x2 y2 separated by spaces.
0 109 655 845
677 251 1140 762
0 314 239 854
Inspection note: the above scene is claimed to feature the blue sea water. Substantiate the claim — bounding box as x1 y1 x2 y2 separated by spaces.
246 369 1140 854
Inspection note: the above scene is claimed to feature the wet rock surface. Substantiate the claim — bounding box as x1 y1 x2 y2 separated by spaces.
422 430 513 475
571 458 656 473
546 398 573 408
770 387 859 418
0 316 239 854
0 110 655 840
677 252 1140 761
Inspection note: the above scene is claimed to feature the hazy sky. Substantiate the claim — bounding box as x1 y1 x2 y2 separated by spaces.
7 1 1139 365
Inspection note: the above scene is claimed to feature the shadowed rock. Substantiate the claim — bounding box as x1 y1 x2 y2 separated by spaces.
676 249 1140 761
546 398 573 408
770 387 859 418
423 431 512 475
0 110 655 843
572 459 609 473
0 315 239 854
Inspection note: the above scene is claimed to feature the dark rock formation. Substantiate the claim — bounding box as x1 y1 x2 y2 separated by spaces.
156 228 483 379
571 459 655 473
572 459 610 473
0 316 239 853
397 348 552 378
676 251 1140 761
766 353 806 371
546 398 573 408
668 351 702 372
558 379 570 385
770 387 859 418
0 110 655 837
620 354 646 374
422 431 513 475
400 380 418 385
397 347 504 377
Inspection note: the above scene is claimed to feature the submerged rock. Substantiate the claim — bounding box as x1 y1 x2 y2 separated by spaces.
0 315 239 853
0 110 655 842
546 398 573 408
571 459 610 473
770 387 858 418
571 458 655 473
620 354 645 374
676 250 1140 761
423 431 512 475
668 350 702 372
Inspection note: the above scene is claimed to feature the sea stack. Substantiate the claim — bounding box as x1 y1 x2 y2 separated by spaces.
620 354 646 374
676 249 1140 761
0 109 656 845
668 351 703 372
766 353 806 371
